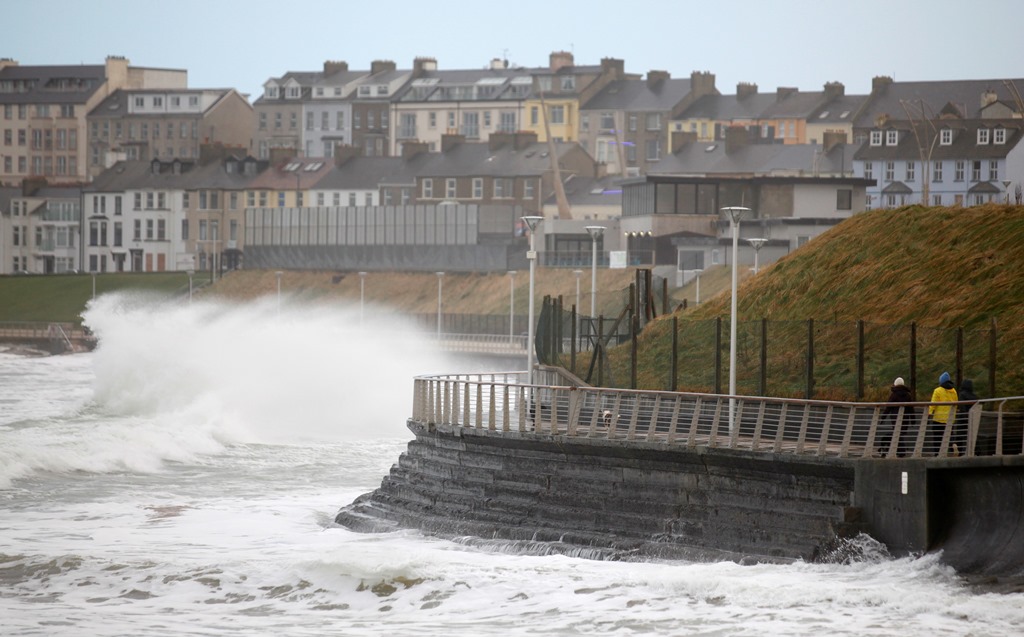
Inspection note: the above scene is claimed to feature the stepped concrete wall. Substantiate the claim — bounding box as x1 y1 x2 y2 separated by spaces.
338 420 864 563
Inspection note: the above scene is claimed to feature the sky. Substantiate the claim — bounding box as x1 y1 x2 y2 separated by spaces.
5 0 1023 101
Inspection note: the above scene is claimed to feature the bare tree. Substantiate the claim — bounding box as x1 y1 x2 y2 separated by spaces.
899 99 941 205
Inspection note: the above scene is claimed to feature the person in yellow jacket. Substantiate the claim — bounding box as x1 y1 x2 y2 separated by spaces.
927 371 958 455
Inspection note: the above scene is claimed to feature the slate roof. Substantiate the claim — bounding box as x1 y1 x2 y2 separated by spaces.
678 92 780 121
582 77 693 112
0 64 107 104
87 88 236 118
87 156 266 192
316 156 423 189
649 140 858 177
807 94 870 125
545 175 625 207
853 119 1024 161
853 78 1024 129
415 140 582 178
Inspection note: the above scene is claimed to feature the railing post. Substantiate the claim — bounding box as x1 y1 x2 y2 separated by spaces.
806 319 815 399
856 319 865 400
714 317 722 394
670 316 678 392
759 318 768 397
989 317 998 398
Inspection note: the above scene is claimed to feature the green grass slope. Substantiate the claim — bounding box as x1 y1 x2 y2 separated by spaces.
615 204 1024 399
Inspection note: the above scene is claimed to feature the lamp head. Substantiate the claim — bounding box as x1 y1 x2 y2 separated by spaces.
746 238 768 250
521 215 543 232
721 206 750 223
585 225 606 239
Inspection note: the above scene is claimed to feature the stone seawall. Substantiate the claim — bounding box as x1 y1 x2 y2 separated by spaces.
337 420 863 563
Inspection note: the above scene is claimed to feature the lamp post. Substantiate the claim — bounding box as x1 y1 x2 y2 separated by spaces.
358 271 367 324
275 270 283 315
522 216 543 387
435 271 444 340
693 268 703 305
747 238 767 275
507 270 517 345
1003 180 1013 204
91 272 96 300
722 206 749 432
585 226 605 320
573 268 582 321
187 269 194 304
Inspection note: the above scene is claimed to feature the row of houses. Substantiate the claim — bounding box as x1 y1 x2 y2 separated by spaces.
1 53 1022 279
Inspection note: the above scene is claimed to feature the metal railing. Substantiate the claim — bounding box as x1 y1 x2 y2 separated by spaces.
435 333 528 353
411 368 1024 460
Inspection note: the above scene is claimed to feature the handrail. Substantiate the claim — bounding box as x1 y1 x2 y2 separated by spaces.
411 371 1024 460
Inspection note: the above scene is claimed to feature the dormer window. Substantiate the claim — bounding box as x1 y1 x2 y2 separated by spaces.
287 86 300 98
940 129 953 145
561 76 575 91
359 86 371 96
994 128 1006 144
977 128 990 144
886 130 898 146
870 130 882 146
377 85 388 96
316 88 324 96
267 86 279 99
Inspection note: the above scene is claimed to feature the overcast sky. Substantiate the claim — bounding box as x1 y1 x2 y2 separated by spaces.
6 0 1023 100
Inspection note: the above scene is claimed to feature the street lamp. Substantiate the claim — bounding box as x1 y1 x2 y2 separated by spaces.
435 271 444 340
747 238 767 274
722 206 750 432
693 268 703 305
573 270 581 317
187 269 194 304
358 271 367 324
585 226 605 320
507 270 517 345
1003 180 1013 204
522 216 543 387
275 270 283 315
91 272 96 300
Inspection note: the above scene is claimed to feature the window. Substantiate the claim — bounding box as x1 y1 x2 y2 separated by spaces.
354 112 361 129
446 178 457 198
428 112 436 128
646 139 661 161
837 189 852 210
933 194 942 206
332 192 340 206
322 111 329 130
483 111 491 128
994 128 1006 144
990 160 999 181
905 162 915 182
971 160 981 181
135 96 145 108
400 113 416 138
884 161 894 182
153 96 163 108
530 106 538 126
401 188 410 204
525 181 534 199
863 162 873 181
348 192 357 206
447 111 455 129
549 105 564 124
422 178 433 199
870 131 882 146
336 111 345 129
157 219 166 241
146 219 154 240
933 162 943 182
954 160 965 181
472 178 483 198
461 112 479 138
886 130 898 146
977 128 990 144
940 129 953 145
114 196 122 215
600 112 615 130
560 76 575 91
645 113 661 130
494 178 513 198
277 192 286 207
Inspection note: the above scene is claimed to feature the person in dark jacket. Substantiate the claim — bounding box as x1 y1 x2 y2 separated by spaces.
880 377 915 457
953 379 980 455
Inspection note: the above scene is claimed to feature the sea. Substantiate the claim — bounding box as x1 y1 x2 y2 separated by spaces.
2 291 1022 637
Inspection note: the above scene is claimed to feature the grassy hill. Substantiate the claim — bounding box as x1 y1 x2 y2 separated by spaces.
602 204 1024 399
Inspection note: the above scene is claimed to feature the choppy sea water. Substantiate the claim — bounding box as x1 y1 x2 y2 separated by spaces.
1 292 1022 636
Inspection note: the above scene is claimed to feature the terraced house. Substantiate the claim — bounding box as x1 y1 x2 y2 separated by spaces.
0 56 185 186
